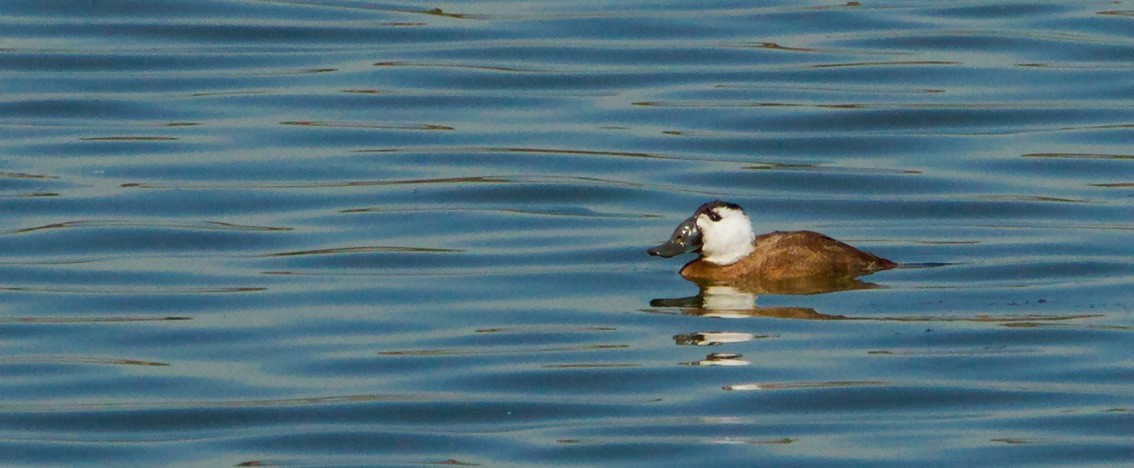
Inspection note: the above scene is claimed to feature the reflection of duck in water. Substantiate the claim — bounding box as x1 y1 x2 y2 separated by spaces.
648 200 895 294
649 284 846 320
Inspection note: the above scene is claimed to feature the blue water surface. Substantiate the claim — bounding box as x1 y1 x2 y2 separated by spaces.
0 1 1131 466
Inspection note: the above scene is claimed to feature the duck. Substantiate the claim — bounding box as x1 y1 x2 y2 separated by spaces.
648 200 896 286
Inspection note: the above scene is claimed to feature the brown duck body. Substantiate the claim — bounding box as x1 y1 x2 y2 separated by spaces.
680 230 896 282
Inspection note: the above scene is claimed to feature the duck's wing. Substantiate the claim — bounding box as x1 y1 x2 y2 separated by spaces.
753 230 897 278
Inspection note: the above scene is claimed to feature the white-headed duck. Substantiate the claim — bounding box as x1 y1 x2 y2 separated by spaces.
648 200 896 285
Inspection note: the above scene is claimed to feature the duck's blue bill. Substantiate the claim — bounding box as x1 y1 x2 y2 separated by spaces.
647 216 702 258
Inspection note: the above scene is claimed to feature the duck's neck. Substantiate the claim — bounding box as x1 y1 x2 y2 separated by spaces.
701 241 754 265
700 220 755 266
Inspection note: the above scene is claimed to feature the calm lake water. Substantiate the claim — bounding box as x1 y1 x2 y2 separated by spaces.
2 1 1132 466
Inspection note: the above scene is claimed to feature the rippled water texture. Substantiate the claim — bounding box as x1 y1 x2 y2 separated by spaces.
1 1 1132 466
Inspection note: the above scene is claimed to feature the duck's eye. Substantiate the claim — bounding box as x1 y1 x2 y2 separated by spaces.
675 235 684 242
707 211 722 222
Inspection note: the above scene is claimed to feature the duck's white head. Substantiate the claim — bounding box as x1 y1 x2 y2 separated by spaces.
648 200 755 266
694 201 755 265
